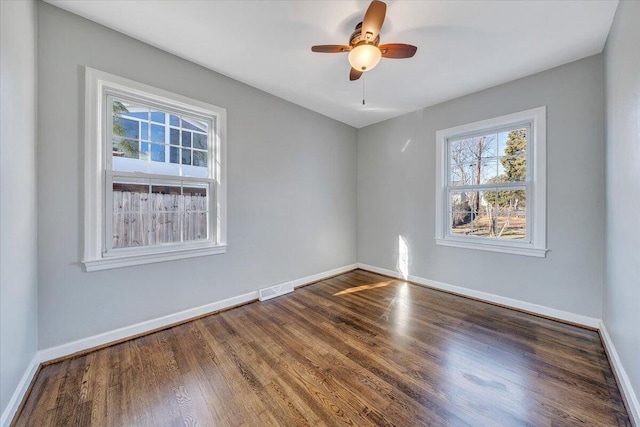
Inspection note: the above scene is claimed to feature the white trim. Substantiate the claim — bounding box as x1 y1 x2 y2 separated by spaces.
83 244 227 272
435 238 548 257
39 264 358 362
83 67 228 270
38 289 256 362
435 106 547 257
357 263 599 328
291 263 358 288
0 354 40 427
599 321 640 426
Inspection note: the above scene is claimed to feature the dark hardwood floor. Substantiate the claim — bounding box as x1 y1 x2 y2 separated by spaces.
14 269 630 426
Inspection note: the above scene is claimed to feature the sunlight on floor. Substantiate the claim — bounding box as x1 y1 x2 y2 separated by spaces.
333 281 391 296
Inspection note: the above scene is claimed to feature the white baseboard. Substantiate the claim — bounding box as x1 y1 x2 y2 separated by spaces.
357 263 600 329
39 263 358 363
38 290 258 362
1 354 40 427
291 264 358 289
599 321 640 426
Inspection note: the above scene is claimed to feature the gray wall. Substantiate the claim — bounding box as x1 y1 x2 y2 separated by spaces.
358 55 605 318
604 0 640 412
36 2 357 349
0 0 39 416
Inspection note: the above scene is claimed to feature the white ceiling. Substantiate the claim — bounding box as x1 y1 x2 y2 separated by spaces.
47 0 618 128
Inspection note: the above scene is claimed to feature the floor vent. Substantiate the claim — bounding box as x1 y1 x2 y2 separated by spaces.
259 282 294 302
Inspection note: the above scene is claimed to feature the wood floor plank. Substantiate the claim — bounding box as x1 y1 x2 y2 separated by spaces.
13 270 631 426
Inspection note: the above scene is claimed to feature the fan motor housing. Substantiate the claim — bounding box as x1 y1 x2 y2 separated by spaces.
350 22 380 47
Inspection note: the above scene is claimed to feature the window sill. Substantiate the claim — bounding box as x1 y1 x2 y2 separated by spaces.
83 244 227 272
435 238 547 258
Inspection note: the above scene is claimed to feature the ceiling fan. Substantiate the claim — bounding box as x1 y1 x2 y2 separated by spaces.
311 0 417 81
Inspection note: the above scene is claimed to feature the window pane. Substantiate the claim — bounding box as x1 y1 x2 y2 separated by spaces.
151 124 165 143
449 134 499 185
148 184 182 245
181 131 191 147
496 211 527 240
170 114 180 127
499 156 527 182
112 182 150 249
113 182 149 212
450 190 472 213
184 211 208 242
193 150 207 167
116 118 139 139
451 212 473 236
479 158 498 184
151 111 165 124
182 117 208 132
450 189 475 235
150 212 181 245
498 128 527 182
181 148 192 165
450 190 503 238
140 142 149 161
151 184 182 197
112 213 148 248
184 184 209 242
112 138 138 159
151 143 165 162
495 187 527 239
192 133 207 150
496 188 526 209
170 128 180 145
170 147 179 164
125 111 148 120
141 122 149 141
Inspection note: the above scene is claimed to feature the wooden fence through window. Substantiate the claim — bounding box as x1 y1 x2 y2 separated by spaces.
112 190 208 248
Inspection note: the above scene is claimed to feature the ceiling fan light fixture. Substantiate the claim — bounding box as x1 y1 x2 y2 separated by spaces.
348 43 382 72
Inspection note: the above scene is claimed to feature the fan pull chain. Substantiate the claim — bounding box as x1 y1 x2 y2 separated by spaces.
362 74 366 105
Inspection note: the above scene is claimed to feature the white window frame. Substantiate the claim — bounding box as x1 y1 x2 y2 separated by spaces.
435 107 547 257
83 67 227 271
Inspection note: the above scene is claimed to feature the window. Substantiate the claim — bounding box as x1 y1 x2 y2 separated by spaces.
435 107 547 257
83 68 227 271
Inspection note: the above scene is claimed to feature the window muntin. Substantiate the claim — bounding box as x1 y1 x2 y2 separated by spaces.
83 67 227 271
446 125 530 242
434 107 546 257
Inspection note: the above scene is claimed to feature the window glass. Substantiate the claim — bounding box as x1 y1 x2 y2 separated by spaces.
446 125 530 242
110 97 211 178
111 181 209 249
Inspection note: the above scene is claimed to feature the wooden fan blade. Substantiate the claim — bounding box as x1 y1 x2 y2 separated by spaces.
362 1 386 43
311 45 351 53
350 68 363 81
380 43 417 59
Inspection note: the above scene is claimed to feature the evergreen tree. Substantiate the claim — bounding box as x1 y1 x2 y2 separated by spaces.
484 128 527 208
